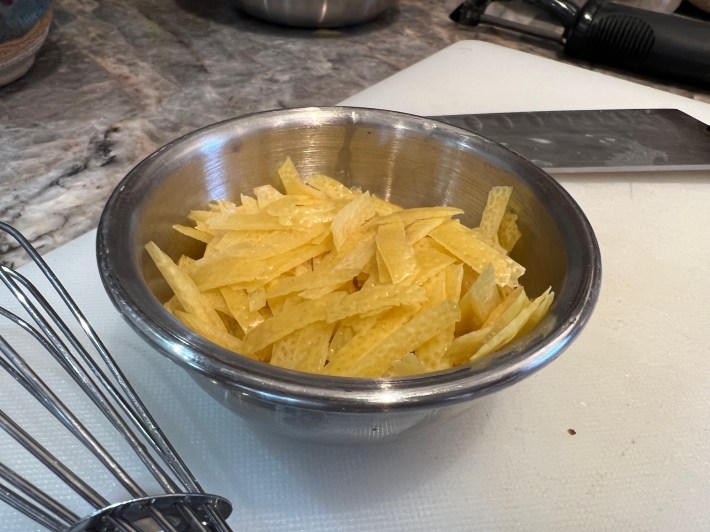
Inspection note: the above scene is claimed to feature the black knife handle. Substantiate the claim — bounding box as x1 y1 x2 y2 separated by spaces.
563 0 710 86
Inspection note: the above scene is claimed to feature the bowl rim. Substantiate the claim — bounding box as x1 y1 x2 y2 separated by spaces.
96 106 601 413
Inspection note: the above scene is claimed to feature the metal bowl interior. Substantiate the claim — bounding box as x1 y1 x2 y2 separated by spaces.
96 107 601 442
232 0 398 28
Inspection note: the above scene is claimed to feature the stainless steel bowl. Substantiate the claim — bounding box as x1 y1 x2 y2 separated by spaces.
97 107 601 444
232 0 398 27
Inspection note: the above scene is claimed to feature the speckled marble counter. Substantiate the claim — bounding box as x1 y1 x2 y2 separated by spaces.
2 0 709 266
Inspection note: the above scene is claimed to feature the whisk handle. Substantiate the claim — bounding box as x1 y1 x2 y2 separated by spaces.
564 0 710 87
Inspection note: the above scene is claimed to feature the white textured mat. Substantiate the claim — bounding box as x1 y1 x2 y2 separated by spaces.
2 41 709 530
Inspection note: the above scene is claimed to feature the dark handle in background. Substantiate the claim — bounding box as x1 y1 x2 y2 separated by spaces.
564 0 710 86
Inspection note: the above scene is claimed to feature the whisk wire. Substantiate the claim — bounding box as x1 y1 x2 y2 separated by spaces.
0 223 232 531
1 225 201 492
0 404 110 507
0 334 146 500
0 478 71 531
0 460 80 525
1 268 180 495
0 223 203 494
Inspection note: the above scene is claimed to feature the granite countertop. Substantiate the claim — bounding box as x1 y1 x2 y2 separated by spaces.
2 0 709 267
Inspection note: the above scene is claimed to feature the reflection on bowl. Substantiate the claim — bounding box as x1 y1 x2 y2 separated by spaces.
97 107 601 444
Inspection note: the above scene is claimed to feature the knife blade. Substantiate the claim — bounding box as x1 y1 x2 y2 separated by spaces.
432 108 710 173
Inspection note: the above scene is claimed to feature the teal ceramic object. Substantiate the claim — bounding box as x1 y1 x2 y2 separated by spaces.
0 0 52 42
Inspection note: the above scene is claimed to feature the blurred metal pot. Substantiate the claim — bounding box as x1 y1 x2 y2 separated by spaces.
232 0 399 28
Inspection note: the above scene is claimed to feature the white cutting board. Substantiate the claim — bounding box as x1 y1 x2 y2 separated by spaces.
2 41 709 531
342 40 710 122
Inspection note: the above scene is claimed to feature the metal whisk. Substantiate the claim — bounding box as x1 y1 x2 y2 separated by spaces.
0 222 232 531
